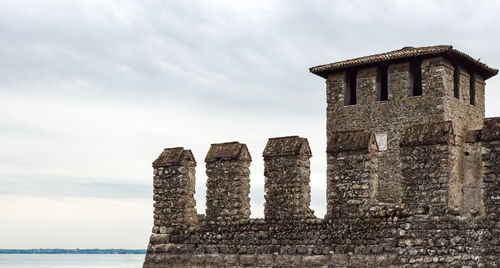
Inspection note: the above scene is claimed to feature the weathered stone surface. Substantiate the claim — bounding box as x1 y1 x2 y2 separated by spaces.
481 120 500 265
263 136 315 221
326 130 379 220
400 121 454 146
262 136 311 158
146 147 198 264
143 46 499 267
205 142 251 222
152 147 195 168
205 141 251 162
327 130 378 152
465 129 481 142
481 116 500 141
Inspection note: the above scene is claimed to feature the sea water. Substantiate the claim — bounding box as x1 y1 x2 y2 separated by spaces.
0 254 145 268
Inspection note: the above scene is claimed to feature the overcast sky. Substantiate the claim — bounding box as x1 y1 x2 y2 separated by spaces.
1 0 499 249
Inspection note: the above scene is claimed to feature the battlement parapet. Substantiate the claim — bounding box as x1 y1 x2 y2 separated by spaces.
480 117 500 263
326 130 378 219
205 142 251 222
400 122 455 215
481 116 500 141
145 125 500 267
263 136 315 221
151 147 197 236
144 46 499 267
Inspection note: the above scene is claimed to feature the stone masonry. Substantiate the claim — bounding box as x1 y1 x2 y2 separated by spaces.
144 45 499 267
263 136 315 221
205 142 251 222
151 147 197 235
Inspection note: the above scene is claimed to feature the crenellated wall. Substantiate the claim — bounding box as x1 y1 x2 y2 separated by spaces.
480 117 500 264
400 121 455 216
143 47 498 267
263 136 315 221
143 119 500 267
205 142 251 222
326 130 378 219
393 119 500 266
150 147 197 235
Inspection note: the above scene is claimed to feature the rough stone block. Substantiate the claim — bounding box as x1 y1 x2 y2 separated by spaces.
327 130 378 153
401 121 454 147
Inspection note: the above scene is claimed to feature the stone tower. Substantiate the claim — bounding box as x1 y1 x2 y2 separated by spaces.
310 45 497 215
143 46 500 267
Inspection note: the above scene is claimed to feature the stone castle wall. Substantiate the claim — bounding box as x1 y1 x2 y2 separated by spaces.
479 117 500 264
326 130 379 219
150 148 197 236
143 51 498 267
143 118 500 267
205 142 251 222
263 136 315 221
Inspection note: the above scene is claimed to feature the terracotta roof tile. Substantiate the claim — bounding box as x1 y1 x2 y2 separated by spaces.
310 45 498 79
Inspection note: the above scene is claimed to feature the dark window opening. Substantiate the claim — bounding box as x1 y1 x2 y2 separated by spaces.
410 60 422 96
345 70 357 105
469 72 476 105
377 66 388 101
453 64 460 99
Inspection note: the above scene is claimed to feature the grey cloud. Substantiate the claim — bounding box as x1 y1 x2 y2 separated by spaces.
2 0 500 249
0 175 151 199
2 0 499 119
0 0 499 205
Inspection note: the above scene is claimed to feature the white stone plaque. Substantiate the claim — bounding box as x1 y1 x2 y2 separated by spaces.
375 133 387 151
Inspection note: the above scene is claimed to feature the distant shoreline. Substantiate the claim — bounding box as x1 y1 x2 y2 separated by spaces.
0 249 146 254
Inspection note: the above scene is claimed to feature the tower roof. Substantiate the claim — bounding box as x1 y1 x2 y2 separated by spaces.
310 45 498 80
